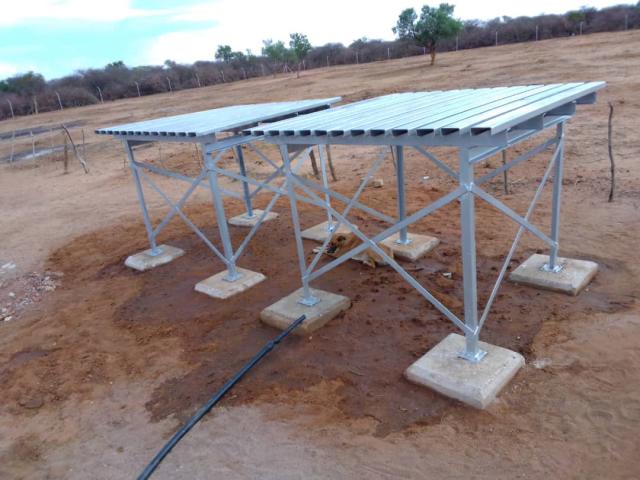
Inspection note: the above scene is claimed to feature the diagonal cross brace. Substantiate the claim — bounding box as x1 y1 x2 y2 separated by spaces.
476 137 558 186
245 143 317 198
471 185 556 248
132 160 244 201
304 146 389 276
293 176 395 224
230 148 311 262
412 145 459 180
477 141 560 331
152 170 208 238
139 169 229 266
290 175 472 335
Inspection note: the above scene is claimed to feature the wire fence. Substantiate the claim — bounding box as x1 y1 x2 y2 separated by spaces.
0 125 88 173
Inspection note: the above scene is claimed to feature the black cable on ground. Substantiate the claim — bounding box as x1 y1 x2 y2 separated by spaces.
137 314 307 480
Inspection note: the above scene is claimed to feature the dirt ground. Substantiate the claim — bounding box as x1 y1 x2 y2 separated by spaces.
0 31 639 479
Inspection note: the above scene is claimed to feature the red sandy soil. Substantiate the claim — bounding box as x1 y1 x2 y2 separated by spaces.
0 31 639 479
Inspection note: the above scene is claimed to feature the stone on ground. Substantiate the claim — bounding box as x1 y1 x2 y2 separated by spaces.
260 287 351 335
195 267 266 299
380 232 439 262
228 209 279 227
124 244 185 272
301 221 351 243
405 333 525 409
509 253 598 296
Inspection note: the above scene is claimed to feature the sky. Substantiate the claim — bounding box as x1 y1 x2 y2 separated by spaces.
0 0 628 80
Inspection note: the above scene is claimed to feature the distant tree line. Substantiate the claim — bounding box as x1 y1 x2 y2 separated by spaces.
0 3 639 121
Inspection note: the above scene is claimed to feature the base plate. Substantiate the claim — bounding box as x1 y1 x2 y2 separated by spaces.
405 333 525 409
509 253 598 296
124 244 185 272
260 287 351 335
301 221 351 243
195 267 266 299
380 232 439 262
228 209 279 227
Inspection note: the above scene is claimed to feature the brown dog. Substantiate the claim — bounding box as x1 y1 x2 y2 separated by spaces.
326 232 394 268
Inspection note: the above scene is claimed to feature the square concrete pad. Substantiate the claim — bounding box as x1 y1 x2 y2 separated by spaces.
380 232 439 262
509 253 598 296
124 244 185 272
261 288 351 335
405 333 524 409
228 209 279 227
301 221 351 243
195 267 266 299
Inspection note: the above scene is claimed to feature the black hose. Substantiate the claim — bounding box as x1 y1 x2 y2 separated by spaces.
137 314 307 480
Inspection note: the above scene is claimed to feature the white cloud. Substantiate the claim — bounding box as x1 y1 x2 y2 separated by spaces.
145 0 404 65
0 62 18 77
0 0 169 26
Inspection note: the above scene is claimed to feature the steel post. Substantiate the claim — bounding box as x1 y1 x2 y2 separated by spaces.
124 140 161 256
234 145 254 218
458 148 486 362
281 145 318 306
545 122 565 272
317 145 334 232
395 145 411 244
203 145 240 281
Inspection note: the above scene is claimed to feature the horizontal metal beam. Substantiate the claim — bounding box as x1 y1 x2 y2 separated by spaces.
132 160 244 200
476 137 558 185
259 131 510 148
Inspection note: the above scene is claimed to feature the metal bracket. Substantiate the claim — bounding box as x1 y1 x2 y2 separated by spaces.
394 237 413 246
298 295 320 307
541 262 564 273
458 348 488 363
223 271 244 282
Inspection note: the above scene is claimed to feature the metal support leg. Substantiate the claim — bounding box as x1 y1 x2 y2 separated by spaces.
203 146 240 281
458 148 486 363
235 145 255 218
124 140 161 256
281 145 318 306
395 145 411 245
317 145 334 232
544 122 565 272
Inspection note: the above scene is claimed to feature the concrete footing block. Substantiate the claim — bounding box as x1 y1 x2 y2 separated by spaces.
301 221 351 243
380 232 439 262
124 244 185 272
405 333 524 409
509 253 598 296
195 267 266 299
260 287 351 335
228 209 279 227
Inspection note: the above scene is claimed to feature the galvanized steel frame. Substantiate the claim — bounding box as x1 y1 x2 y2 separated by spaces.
105 98 342 284
123 135 312 281
270 117 570 363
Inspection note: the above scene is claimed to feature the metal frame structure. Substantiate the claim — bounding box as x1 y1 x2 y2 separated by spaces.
246 82 605 362
96 98 340 281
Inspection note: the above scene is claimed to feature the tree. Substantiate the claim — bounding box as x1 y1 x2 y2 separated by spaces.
566 10 586 34
4 71 46 95
350 37 369 50
262 39 289 76
289 33 312 78
106 60 126 70
215 45 233 63
393 4 463 65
